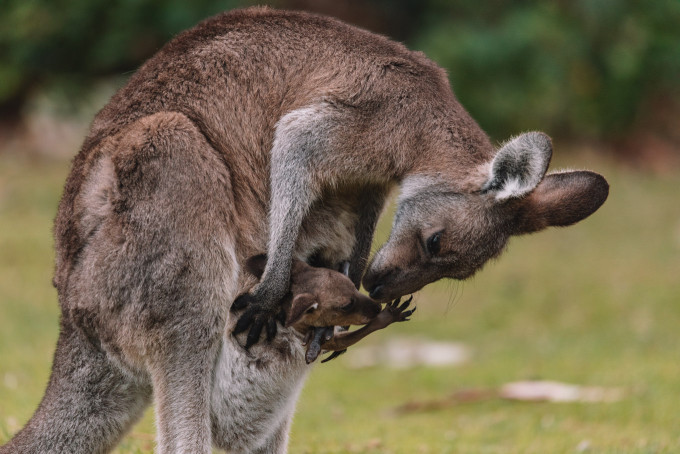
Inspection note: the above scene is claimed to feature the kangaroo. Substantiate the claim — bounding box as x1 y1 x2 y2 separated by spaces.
2 6 608 454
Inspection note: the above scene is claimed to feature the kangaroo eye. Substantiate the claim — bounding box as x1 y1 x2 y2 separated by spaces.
426 231 442 256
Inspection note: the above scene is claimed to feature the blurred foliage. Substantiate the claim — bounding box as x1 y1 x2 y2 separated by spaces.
1 0 679 142
0 0 252 111
415 0 680 140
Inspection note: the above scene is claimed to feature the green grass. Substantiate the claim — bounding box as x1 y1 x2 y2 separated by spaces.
1 150 678 453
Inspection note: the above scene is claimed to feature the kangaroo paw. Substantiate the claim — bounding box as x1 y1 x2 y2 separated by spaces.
231 292 285 348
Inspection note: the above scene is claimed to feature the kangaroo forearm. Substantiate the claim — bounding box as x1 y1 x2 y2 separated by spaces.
347 186 389 288
257 105 331 302
261 188 309 298
258 180 311 303
322 321 387 351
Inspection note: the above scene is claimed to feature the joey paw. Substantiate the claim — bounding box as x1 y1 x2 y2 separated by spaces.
382 295 416 323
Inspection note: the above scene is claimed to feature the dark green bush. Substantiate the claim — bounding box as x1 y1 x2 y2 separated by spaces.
0 0 251 109
414 0 680 140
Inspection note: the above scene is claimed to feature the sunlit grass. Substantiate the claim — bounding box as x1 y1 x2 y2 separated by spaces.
1 150 678 453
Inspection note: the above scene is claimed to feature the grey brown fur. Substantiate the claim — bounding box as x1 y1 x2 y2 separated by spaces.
1 6 607 454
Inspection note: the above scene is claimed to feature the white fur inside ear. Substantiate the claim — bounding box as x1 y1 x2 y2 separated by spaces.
493 177 523 200
483 132 553 200
306 303 319 313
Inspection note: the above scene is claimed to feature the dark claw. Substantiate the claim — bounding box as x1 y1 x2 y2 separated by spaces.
321 349 347 363
398 295 414 311
306 341 322 364
232 308 255 335
231 292 253 312
402 306 416 318
322 326 334 342
305 327 329 364
266 318 278 342
302 330 313 346
231 290 288 347
276 308 287 325
245 319 265 349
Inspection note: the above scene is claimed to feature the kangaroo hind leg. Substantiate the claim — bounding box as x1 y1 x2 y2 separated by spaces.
107 112 237 454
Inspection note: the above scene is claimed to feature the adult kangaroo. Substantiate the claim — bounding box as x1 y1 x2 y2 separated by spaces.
1 6 608 454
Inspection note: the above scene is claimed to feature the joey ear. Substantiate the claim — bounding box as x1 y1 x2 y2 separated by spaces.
482 132 553 200
286 293 319 327
244 254 268 279
515 170 609 234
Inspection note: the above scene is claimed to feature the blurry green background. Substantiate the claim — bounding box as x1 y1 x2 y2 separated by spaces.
1 1 679 453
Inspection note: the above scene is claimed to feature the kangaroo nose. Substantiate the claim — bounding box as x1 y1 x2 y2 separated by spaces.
369 285 384 300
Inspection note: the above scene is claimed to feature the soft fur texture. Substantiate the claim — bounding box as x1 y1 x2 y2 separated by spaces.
2 7 607 454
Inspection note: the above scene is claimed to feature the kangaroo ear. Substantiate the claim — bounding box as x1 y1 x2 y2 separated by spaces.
515 170 609 234
482 132 553 200
286 293 319 327
244 254 268 279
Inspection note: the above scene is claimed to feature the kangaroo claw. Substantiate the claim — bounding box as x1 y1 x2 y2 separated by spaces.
231 292 286 348
266 318 278 342
245 319 265 349
398 295 414 311
231 292 253 312
321 349 347 363
232 307 255 335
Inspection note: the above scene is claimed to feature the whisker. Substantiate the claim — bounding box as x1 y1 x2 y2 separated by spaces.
444 279 463 314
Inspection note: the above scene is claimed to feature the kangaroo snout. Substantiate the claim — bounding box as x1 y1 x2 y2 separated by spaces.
363 263 411 302
369 285 385 302
362 266 397 301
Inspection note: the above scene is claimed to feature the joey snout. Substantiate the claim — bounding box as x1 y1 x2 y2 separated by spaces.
346 293 381 324
318 292 381 327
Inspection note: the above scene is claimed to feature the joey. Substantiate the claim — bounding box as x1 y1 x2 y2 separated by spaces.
241 255 415 364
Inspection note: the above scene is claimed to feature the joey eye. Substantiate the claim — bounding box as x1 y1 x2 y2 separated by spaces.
340 298 356 313
426 231 442 256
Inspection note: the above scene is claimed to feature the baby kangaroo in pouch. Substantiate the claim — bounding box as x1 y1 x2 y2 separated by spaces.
241 254 415 364
210 255 414 453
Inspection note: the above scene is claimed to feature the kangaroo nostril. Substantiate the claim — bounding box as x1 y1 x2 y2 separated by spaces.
369 285 384 300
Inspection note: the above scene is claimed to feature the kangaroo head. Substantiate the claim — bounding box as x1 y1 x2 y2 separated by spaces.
244 255 381 331
363 132 609 301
